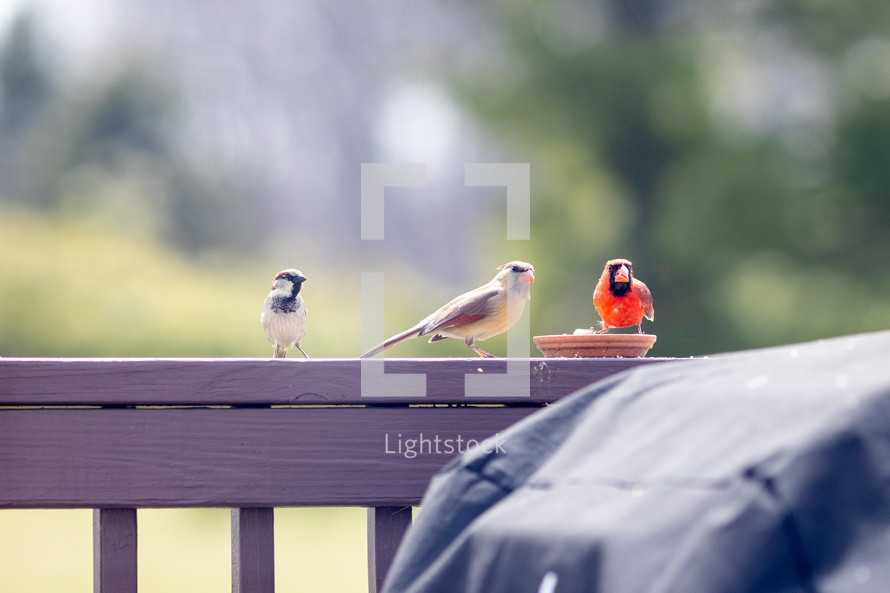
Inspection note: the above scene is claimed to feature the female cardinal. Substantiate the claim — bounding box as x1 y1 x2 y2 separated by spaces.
262 269 309 358
360 261 535 358
593 258 654 334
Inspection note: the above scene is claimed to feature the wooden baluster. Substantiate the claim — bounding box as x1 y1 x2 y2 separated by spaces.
368 506 412 593
93 508 137 593
232 508 275 593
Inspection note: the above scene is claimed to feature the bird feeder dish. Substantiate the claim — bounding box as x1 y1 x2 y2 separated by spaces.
534 331 656 358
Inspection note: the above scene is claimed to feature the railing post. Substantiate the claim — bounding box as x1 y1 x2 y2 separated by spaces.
93 508 137 593
368 506 412 593
232 508 275 593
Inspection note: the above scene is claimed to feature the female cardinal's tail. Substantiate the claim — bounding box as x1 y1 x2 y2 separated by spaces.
360 325 423 358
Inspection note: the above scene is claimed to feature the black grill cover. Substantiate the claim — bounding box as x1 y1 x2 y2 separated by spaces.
383 331 890 593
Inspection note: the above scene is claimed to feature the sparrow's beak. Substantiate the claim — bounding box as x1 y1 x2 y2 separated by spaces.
615 265 629 283
519 269 535 284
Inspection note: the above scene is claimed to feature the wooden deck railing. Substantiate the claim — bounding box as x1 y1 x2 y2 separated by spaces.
0 357 675 592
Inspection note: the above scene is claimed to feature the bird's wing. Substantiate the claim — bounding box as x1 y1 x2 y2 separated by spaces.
635 280 655 321
419 286 500 336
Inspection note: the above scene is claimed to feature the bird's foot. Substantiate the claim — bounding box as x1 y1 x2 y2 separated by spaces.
470 346 496 358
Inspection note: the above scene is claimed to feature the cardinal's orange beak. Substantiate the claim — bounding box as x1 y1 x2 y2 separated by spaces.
615 265 629 283
519 269 535 284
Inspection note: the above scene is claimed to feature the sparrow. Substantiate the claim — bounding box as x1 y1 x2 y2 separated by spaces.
360 261 535 358
593 258 654 334
261 269 309 358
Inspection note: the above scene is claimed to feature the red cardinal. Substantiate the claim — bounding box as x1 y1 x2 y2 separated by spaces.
593 258 654 334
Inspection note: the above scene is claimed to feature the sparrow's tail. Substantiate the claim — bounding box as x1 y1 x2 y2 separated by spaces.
360 325 423 358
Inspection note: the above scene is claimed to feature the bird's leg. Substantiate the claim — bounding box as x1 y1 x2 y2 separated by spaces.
466 338 495 358
274 346 286 358
469 345 496 358
296 345 310 358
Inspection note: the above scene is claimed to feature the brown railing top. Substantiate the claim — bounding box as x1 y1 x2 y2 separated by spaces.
0 357 682 508
0 357 676 406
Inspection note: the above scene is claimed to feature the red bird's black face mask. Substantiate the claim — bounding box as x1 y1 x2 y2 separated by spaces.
608 264 632 296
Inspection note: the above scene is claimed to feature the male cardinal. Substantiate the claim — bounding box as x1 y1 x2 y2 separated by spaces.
593 258 654 334
360 261 535 358
262 269 309 358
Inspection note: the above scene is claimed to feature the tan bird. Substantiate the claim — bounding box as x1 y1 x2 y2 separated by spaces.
360 261 535 358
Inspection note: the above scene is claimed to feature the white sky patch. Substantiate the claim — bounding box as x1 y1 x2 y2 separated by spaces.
376 81 461 173
0 0 118 68
0 0 27 29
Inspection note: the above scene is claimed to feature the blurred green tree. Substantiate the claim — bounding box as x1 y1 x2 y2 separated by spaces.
451 0 890 356
0 10 260 251
2 2 890 358
0 11 54 197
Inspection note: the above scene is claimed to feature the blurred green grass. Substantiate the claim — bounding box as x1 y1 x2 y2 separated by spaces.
0 205 545 359
0 206 362 358
0 508 368 592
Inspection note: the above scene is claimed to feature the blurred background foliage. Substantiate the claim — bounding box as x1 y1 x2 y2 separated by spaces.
0 0 889 360
2 0 890 590
0 507 367 592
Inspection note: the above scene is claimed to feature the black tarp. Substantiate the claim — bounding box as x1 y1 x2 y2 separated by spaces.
383 330 890 593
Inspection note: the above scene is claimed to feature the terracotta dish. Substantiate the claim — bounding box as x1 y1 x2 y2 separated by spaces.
534 330 656 358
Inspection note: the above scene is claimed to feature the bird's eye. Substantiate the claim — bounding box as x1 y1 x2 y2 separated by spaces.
511 265 524 273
